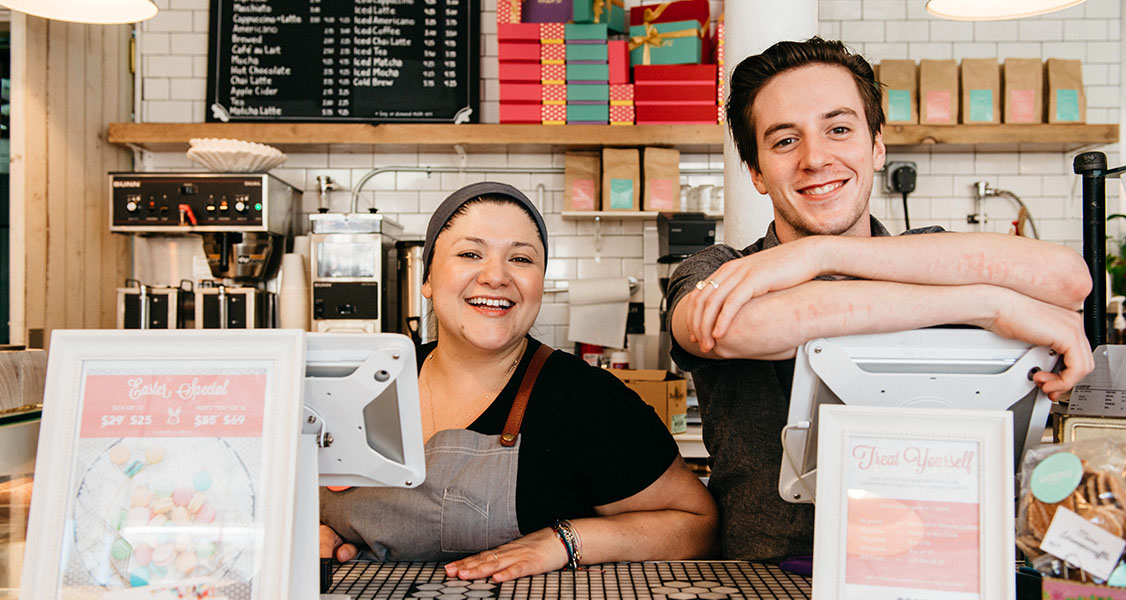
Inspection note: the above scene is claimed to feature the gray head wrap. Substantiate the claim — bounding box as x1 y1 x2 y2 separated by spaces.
422 181 549 281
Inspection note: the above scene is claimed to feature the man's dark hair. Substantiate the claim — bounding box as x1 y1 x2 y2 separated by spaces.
725 37 884 172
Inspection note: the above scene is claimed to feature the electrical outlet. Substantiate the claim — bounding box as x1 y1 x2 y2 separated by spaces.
883 161 917 194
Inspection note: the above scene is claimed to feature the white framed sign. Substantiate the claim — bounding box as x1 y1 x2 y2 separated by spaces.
21 330 305 600
812 405 1014 600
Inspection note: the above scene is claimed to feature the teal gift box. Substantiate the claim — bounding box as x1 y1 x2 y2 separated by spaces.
567 63 610 82
572 0 627 33
568 83 610 102
567 103 610 123
628 20 703 66
565 23 608 41
567 43 609 62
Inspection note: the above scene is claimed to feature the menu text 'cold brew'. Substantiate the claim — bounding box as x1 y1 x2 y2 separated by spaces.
206 0 479 123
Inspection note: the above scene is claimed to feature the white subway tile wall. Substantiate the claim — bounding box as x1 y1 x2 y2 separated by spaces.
137 0 1121 350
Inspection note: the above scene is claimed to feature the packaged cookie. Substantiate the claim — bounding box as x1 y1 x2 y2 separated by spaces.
1017 438 1126 584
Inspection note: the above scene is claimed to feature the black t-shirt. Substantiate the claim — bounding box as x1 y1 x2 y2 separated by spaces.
420 337 680 534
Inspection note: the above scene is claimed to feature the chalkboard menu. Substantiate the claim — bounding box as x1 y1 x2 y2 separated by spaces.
206 0 479 123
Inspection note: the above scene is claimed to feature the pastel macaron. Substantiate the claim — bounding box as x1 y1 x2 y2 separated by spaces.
110 537 132 561
192 471 212 491
194 501 216 524
151 496 174 515
129 486 153 508
151 544 175 567
175 551 198 575
128 567 149 587
127 507 150 526
144 446 165 464
109 444 131 465
186 492 206 514
172 486 194 506
132 544 153 567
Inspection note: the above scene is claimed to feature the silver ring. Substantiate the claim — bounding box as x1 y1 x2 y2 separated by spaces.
695 279 719 291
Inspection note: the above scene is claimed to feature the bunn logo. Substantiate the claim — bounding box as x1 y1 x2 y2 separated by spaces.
113 180 142 188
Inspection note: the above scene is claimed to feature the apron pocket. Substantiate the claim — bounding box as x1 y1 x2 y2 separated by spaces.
440 488 489 553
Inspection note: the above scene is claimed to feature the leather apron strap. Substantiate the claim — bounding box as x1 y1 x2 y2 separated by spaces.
500 343 554 447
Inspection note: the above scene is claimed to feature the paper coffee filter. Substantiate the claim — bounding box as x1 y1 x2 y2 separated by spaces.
187 138 286 173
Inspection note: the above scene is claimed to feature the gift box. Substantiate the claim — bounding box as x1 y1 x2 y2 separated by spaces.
634 63 716 83
500 103 543 124
634 64 717 102
631 0 712 63
628 20 704 66
572 0 627 33
497 0 523 25
567 43 609 62
609 40 629 84
498 23 541 41
568 83 610 102
540 23 565 43
500 62 543 82
717 13 724 118
542 104 567 125
523 0 572 23
610 83 634 103
566 23 609 41
499 83 543 103
541 43 566 64
567 62 610 82
542 63 566 84
610 104 635 125
635 102 717 124
498 42 541 62
567 103 610 123
542 84 567 104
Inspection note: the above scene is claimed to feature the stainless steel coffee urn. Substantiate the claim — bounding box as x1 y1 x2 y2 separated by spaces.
397 240 435 345
109 172 299 329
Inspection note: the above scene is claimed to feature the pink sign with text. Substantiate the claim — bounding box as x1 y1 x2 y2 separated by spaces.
843 436 982 599
79 373 267 438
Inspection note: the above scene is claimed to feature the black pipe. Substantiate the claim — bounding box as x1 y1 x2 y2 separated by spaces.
1074 151 1108 349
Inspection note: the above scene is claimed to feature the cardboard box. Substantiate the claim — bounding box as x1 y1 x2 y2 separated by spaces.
960 58 1000 124
628 20 704 66
918 59 959 125
573 0 627 33
602 147 641 210
1046 58 1086 123
1003 58 1044 124
878 59 918 124
609 369 688 434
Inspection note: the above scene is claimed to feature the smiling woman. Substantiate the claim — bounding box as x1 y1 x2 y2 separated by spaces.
319 182 719 582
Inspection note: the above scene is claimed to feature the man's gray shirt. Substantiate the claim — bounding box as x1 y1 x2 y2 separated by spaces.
665 216 943 560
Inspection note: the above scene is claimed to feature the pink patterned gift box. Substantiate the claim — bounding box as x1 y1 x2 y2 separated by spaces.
610 104 635 124
497 0 522 25
610 83 634 103
541 44 566 64
542 84 567 104
542 104 567 125
540 23 565 43
541 63 566 84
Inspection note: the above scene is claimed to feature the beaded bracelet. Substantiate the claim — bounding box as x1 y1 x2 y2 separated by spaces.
551 519 582 570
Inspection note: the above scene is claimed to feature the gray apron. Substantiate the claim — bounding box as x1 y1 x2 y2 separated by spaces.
319 428 523 561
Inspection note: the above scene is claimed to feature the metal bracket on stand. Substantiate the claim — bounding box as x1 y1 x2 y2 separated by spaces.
1074 152 1126 348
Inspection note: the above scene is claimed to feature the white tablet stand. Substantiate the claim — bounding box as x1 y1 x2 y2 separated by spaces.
778 328 1056 504
293 333 426 599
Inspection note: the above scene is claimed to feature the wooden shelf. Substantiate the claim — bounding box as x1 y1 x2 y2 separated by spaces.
107 122 1118 154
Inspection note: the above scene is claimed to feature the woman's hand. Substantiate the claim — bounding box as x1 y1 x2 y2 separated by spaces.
320 524 358 562
444 527 568 582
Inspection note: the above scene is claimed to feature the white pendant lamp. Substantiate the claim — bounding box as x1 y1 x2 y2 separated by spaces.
926 0 1087 20
0 0 158 24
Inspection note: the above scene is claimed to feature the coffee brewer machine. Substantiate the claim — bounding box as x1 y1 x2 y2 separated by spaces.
308 212 401 333
656 213 716 370
109 172 300 329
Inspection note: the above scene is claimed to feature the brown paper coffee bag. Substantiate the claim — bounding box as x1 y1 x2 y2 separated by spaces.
879 60 918 124
1003 58 1043 124
918 59 958 125
1046 58 1085 123
564 152 601 211
642 147 681 212
602 148 641 211
960 58 1000 124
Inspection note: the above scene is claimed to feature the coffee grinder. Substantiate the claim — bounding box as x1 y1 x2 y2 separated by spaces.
308 212 402 333
109 172 300 329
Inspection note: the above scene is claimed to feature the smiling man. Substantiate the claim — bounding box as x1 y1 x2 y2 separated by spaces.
666 37 1093 561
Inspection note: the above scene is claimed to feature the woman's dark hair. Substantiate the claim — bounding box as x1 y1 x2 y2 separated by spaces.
725 36 884 172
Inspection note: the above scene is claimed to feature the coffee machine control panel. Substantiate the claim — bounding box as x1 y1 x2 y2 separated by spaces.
109 173 298 234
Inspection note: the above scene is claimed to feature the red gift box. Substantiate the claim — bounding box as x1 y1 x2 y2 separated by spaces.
497 0 523 25
634 63 716 82
542 104 567 125
608 40 629 84
630 1 712 64
541 63 566 84
500 83 544 103
499 42 541 62
635 64 717 102
500 62 543 82
541 44 566 64
610 104 635 124
498 23 540 41
543 84 567 103
610 83 634 102
500 102 542 124
635 101 718 124
540 23 565 43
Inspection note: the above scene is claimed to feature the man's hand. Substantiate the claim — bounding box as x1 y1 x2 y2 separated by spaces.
687 237 825 352
320 524 358 562
444 527 569 583
980 288 1094 400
